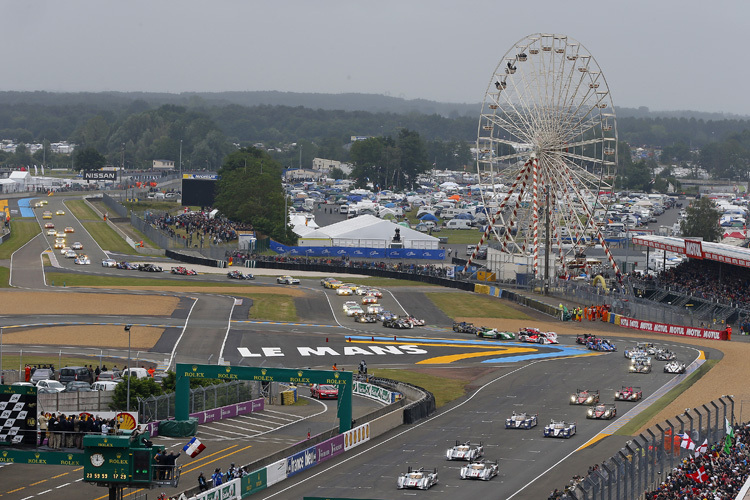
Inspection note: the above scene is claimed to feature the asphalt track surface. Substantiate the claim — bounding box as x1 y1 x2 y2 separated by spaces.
0 194 722 500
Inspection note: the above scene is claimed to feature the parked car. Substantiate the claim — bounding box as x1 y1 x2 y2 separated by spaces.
58 366 93 385
64 381 92 392
30 368 56 384
92 381 119 391
36 380 65 393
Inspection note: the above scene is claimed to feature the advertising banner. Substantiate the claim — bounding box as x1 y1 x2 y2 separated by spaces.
315 434 345 464
286 446 317 478
191 478 239 500
618 317 727 341
343 422 370 451
353 381 398 404
190 398 264 425
240 468 267 497
266 459 287 486
83 171 117 181
0 385 37 445
270 241 445 260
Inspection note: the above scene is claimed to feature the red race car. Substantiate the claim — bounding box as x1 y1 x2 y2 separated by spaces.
614 386 643 401
310 384 339 400
171 266 197 276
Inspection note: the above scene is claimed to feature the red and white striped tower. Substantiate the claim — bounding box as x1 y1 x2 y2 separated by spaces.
531 157 540 277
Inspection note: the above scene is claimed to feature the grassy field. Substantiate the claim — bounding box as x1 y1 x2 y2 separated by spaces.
44 272 263 288
82 221 139 255
614 359 718 435
235 293 298 322
371 368 470 408
425 292 531 319
0 220 41 259
65 199 101 220
0 353 123 371
0 266 10 287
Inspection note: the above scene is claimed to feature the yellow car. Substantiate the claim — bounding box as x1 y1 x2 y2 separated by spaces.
40 200 48 206
42 211 53 219
64 227 75 233
326 280 344 289
56 210 65 216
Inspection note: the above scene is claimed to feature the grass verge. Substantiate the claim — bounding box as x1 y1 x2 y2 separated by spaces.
614 359 719 436
44 272 268 288
82 221 139 255
334 277 436 287
0 266 10 287
1 354 123 371
425 292 531 320
65 199 101 220
234 293 298 322
370 368 470 408
0 220 41 259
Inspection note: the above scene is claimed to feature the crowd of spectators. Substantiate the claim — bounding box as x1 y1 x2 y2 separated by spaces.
551 422 750 499
648 260 750 308
199 463 250 491
147 209 253 246
39 412 122 449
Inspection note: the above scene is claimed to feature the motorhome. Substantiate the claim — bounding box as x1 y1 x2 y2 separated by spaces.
446 219 472 230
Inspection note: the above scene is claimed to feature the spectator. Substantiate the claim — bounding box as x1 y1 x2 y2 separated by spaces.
198 472 209 491
211 468 223 486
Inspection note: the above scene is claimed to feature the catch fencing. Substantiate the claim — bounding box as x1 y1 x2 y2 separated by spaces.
562 396 735 500
138 380 258 424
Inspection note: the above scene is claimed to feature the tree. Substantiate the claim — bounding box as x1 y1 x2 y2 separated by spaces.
110 377 162 411
329 166 346 179
679 197 722 242
74 146 106 171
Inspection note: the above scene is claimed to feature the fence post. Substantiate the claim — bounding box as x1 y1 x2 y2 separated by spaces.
695 407 704 443
710 401 720 443
626 444 637 498
601 462 613 500
646 429 657 489
728 395 735 424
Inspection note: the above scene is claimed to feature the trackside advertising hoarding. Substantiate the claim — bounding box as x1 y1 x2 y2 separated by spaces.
190 477 239 500
353 381 401 403
619 317 728 340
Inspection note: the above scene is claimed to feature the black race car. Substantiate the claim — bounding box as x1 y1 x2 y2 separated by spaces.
576 333 597 344
453 321 478 334
227 270 255 280
138 263 163 272
384 317 413 329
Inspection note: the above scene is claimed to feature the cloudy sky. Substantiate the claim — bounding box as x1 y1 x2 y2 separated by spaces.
5 0 748 115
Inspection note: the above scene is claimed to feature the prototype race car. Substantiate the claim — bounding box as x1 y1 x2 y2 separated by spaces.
227 270 254 280
655 349 676 361
383 317 413 329
630 359 652 373
404 316 425 327
117 261 139 270
453 321 477 334
576 333 597 344
588 338 616 352
74 254 91 265
518 328 558 344
459 460 499 481
477 328 515 340
138 263 163 272
570 389 600 405
505 411 538 429
664 360 687 374
170 266 197 276
544 420 576 438
355 313 377 323
587 403 617 420
397 467 438 490
446 441 484 461
614 386 643 401
276 275 300 285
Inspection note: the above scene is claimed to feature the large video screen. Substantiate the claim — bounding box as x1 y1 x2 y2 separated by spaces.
0 385 37 445
182 179 217 208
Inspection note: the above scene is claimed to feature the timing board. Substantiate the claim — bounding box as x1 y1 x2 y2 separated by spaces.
0 385 37 445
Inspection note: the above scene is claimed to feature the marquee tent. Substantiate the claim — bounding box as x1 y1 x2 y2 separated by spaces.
298 214 439 249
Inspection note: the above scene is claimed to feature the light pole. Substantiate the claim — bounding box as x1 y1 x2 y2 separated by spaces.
124 325 132 412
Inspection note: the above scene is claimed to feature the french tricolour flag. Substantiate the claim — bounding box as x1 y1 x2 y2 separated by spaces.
183 437 206 458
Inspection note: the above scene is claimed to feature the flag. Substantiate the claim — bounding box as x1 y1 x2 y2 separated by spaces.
41 165 44 175
680 433 695 450
694 439 708 457
725 418 735 453
34 165 38 175
183 437 206 458
687 466 708 483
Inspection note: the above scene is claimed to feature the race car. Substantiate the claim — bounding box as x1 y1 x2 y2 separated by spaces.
404 316 425 327
139 263 163 272
518 327 541 340
587 403 617 420
453 321 477 334
477 328 515 340
630 354 652 366
227 270 254 280
397 467 438 490
570 389 600 405
344 305 364 317
342 301 358 311
74 254 91 265
64 249 77 258
630 359 652 373
101 258 117 268
664 360 687 374
53 238 65 249
361 295 378 305
624 346 647 359
55 209 65 215
42 211 53 219
44 222 54 229
383 317 413 329
376 310 396 322
518 328 558 344
117 261 139 270
576 333 597 344
324 279 343 289
170 266 197 276
588 338 616 352
320 277 338 287
614 386 643 401
71 242 83 250
655 349 676 361
446 441 484 461
505 411 538 429
46 228 57 236
55 230 66 238
335 286 353 296
354 286 370 295
366 289 383 298
459 460 499 481
366 304 384 315
544 420 576 438
276 275 300 285
64 226 75 233
310 384 338 399
355 313 377 323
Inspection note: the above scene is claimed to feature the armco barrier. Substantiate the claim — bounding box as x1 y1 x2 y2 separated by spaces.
166 249 226 268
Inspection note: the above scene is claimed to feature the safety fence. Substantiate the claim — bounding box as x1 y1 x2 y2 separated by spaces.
560 396 735 500
138 380 258 424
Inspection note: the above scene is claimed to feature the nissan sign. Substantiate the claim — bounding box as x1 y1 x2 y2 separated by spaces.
83 171 117 181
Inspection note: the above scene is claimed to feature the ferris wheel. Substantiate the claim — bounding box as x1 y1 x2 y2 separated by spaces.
473 33 620 278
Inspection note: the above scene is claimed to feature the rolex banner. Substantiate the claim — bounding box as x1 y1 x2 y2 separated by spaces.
0 385 38 445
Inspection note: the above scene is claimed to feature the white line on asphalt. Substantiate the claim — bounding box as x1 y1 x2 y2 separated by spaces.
38 489 52 495
218 298 238 361
56 483 70 488
240 411 301 423
166 296 199 370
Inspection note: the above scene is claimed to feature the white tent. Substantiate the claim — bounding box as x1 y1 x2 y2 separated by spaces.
299 214 439 249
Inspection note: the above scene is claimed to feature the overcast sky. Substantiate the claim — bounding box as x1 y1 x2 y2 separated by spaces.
4 0 748 115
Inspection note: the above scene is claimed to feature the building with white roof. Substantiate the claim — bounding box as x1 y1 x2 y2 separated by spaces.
298 214 439 249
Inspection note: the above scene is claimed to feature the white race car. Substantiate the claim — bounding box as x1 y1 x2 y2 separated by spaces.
276 275 300 285
505 412 538 429
630 360 652 373
460 460 499 481
446 441 484 461
397 467 438 490
544 420 576 438
664 360 687 374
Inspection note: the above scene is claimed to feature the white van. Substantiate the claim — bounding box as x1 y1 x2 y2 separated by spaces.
92 381 119 391
339 205 349 214
121 367 150 380
446 219 472 230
